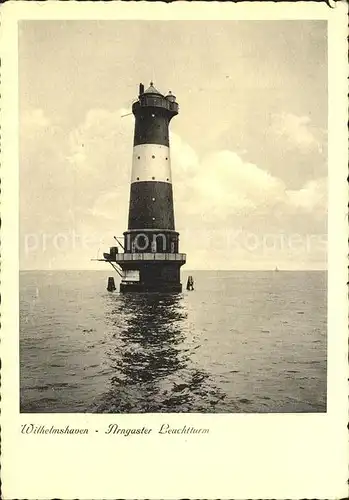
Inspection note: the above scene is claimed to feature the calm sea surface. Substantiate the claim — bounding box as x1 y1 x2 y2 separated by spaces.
20 270 327 413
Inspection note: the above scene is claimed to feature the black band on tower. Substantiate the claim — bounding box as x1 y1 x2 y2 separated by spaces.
133 106 171 147
128 181 175 230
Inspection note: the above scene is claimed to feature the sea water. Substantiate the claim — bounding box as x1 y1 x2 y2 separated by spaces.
20 270 327 413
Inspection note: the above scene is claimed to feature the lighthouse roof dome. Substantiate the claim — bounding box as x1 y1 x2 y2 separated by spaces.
144 81 163 96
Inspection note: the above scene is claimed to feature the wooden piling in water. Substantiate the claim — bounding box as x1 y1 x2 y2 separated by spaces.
107 277 116 292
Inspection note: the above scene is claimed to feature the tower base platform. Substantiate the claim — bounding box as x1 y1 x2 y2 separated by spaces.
120 282 182 293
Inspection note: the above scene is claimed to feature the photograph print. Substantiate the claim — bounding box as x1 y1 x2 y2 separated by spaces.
20 20 327 414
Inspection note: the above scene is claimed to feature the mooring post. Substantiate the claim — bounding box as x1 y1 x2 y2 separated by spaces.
107 277 116 292
186 275 194 291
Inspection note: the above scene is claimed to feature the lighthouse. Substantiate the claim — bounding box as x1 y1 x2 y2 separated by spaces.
101 82 186 292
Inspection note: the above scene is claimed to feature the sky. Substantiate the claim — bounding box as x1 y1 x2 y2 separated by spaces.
19 20 327 270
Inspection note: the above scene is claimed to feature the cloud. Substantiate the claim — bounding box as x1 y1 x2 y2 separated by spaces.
21 108 326 224
22 108 50 129
20 108 74 229
172 140 326 229
286 178 327 212
171 132 199 178
20 107 327 269
195 150 285 210
68 107 132 173
20 108 65 159
270 112 324 153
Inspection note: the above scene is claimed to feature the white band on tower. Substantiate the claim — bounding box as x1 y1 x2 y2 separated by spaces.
131 144 172 184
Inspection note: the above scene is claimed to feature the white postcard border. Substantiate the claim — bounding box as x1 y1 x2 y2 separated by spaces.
1 2 348 499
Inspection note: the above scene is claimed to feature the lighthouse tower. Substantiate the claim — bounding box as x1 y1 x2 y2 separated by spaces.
109 82 186 292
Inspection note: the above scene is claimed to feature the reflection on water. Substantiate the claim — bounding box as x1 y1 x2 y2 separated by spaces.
92 293 226 413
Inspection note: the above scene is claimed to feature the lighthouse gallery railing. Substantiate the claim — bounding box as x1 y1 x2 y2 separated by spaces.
112 252 186 262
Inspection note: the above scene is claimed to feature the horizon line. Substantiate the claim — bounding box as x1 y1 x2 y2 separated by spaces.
19 268 328 272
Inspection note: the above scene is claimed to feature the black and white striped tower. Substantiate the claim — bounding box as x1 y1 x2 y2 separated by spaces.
116 82 186 292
